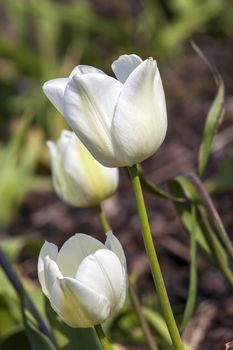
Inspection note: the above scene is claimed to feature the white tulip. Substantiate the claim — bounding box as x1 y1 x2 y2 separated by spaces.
38 232 128 328
43 54 167 167
47 130 119 207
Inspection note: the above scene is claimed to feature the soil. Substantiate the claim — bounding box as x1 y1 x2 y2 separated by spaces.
1 36 233 349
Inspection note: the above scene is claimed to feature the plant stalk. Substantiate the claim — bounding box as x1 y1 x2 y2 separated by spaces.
95 204 111 233
128 164 185 350
94 324 111 350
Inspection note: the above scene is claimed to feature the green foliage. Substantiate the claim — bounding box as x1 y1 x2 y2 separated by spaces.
194 42 226 177
21 296 56 350
0 270 21 338
215 146 233 190
0 328 31 350
0 115 49 227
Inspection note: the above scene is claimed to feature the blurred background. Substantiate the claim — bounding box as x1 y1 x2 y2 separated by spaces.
0 0 233 349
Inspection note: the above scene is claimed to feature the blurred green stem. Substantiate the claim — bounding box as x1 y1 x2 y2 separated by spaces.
95 204 111 233
94 324 111 350
128 164 185 350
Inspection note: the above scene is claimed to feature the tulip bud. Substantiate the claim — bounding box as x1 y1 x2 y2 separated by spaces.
47 130 119 207
43 54 167 168
38 232 128 328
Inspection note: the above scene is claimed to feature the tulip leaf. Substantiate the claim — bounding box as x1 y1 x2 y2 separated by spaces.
170 177 233 287
0 328 30 350
192 42 225 177
45 298 102 350
184 173 233 260
21 294 56 350
142 307 171 346
24 324 57 350
169 178 211 258
137 165 185 203
0 326 56 350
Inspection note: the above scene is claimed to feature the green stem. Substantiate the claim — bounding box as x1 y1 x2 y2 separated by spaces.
128 164 185 350
95 204 111 233
94 324 111 350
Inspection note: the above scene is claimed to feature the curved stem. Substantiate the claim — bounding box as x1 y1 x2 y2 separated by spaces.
94 324 111 350
128 164 185 350
95 204 111 233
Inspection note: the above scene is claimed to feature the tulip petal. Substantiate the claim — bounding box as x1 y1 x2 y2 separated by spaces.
38 241 58 297
42 78 68 115
111 54 143 83
69 65 105 78
75 249 125 315
112 58 167 166
44 256 63 297
63 73 123 166
47 140 70 202
56 234 106 277
105 231 127 270
50 277 110 328
105 232 128 310
63 134 119 206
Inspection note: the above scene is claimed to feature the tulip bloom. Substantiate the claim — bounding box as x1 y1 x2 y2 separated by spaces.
47 130 119 207
38 232 127 328
43 54 167 167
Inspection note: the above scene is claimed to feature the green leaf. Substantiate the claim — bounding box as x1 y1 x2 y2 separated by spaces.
170 177 233 288
184 173 233 260
192 42 225 177
1 238 26 263
0 328 30 350
25 324 57 350
0 327 56 350
142 307 171 346
138 165 185 203
21 294 57 350
169 178 211 258
45 298 101 350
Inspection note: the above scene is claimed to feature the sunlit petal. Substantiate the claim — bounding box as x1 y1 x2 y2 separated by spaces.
63 73 123 166
37 241 58 297
42 78 68 115
75 249 125 315
50 277 110 328
112 58 167 166
111 54 143 83
56 234 106 277
43 256 62 297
